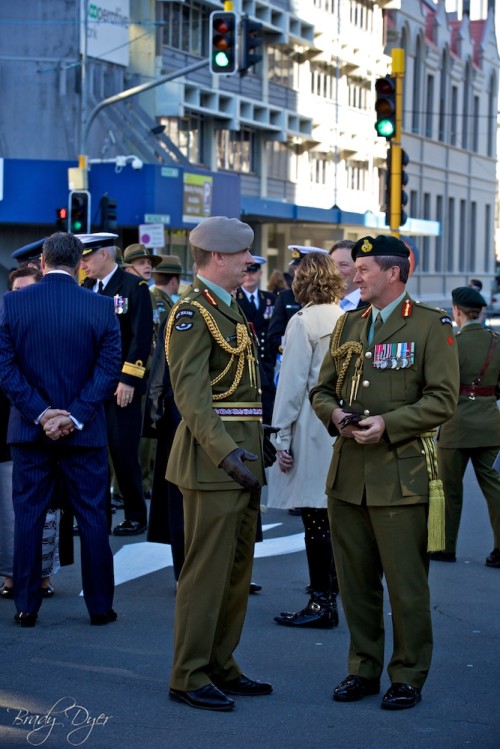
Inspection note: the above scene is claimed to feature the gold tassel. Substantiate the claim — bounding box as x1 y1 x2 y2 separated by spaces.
427 478 445 552
421 433 446 552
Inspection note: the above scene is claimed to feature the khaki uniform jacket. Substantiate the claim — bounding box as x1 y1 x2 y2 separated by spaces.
438 324 500 448
310 294 459 506
151 286 174 327
165 279 265 491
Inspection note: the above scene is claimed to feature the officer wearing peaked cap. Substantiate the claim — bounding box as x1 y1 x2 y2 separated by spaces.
267 245 329 359
165 215 272 710
310 234 459 709
80 234 153 537
436 286 500 568
236 255 276 390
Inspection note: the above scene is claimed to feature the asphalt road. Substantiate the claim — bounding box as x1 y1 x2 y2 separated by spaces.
0 463 499 749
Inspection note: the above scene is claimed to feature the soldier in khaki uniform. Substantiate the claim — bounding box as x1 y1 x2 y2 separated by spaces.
436 286 500 567
165 216 272 712
310 235 459 710
150 255 182 333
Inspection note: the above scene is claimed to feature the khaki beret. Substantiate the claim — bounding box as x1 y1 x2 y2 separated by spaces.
153 255 183 275
452 286 486 309
189 216 254 254
123 243 162 267
352 235 409 261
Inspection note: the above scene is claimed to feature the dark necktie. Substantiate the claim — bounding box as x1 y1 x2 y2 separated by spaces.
374 312 383 335
249 294 257 311
97 281 104 294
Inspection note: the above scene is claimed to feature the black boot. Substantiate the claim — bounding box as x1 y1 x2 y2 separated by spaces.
274 592 339 629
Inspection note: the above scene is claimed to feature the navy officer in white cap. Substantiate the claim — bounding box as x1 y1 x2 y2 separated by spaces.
165 216 273 711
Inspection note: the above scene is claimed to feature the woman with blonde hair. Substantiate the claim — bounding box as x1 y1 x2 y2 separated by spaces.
267 252 345 628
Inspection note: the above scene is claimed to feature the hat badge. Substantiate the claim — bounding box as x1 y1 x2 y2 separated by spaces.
361 239 373 254
291 248 301 260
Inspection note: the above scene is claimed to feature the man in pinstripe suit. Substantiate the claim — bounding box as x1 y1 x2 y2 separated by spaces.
0 233 121 627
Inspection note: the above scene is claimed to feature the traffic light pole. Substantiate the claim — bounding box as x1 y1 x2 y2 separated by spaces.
389 49 404 238
80 59 209 176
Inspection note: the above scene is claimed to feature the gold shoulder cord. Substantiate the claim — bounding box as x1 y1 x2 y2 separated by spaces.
330 314 364 405
165 300 256 400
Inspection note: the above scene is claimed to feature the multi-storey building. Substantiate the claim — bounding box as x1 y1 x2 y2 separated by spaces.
0 0 498 305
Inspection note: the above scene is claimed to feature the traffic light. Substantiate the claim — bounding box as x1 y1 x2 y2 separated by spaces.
374 76 396 139
100 195 118 231
69 190 90 233
400 149 409 226
209 10 237 75
240 16 263 75
56 207 68 231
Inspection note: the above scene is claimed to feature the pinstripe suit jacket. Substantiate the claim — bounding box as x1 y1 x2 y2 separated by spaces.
0 272 121 447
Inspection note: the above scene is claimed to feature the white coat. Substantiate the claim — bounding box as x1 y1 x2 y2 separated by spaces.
267 302 343 509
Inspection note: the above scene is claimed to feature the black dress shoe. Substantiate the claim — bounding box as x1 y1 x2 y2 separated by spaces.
250 582 262 594
333 675 380 702
14 612 38 627
113 519 147 536
0 585 14 599
485 548 500 568
90 609 118 626
212 674 272 696
275 594 338 629
429 551 456 562
381 683 421 710
169 684 235 711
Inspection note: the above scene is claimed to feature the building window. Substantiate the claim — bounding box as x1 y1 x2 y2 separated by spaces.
266 141 288 181
438 51 447 142
311 66 336 100
425 75 434 138
313 0 335 11
435 195 443 272
485 204 491 272
350 0 373 31
487 75 496 157
216 128 255 173
450 86 458 146
462 63 470 150
161 1 204 56
469 202 476 272
268 46 298 89
459 199 466 272
472 95 480 153
160 114 205 166
447 198 455 272
310 152 329 185
422 193 430 272
412 37 422 134
347 77 369 110
345 161 367 191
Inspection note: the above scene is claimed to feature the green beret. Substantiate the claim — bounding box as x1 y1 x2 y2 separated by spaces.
451 286 486 309
351 235 410 261
189 216 254 254
153 255 183 274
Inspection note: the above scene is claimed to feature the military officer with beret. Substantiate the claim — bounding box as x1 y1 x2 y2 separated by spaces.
80 237 153 535
310 234 459 710
435 286 500 567
236 256 275 386
165 215 272 711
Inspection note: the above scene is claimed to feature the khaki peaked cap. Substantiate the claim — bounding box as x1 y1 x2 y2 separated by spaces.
123 243 162 267
154 255 183 274
189 216 254 254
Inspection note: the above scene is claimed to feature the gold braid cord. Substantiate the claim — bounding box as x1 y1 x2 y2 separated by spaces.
421 430 446 552
165 300 255 400
330 315 364 403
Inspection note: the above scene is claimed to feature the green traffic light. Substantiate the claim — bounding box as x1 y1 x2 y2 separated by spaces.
73 220 82 231
376 119 395 138
214 50 230 68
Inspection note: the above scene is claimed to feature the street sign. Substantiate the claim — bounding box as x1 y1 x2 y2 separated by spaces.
139 222 165 249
